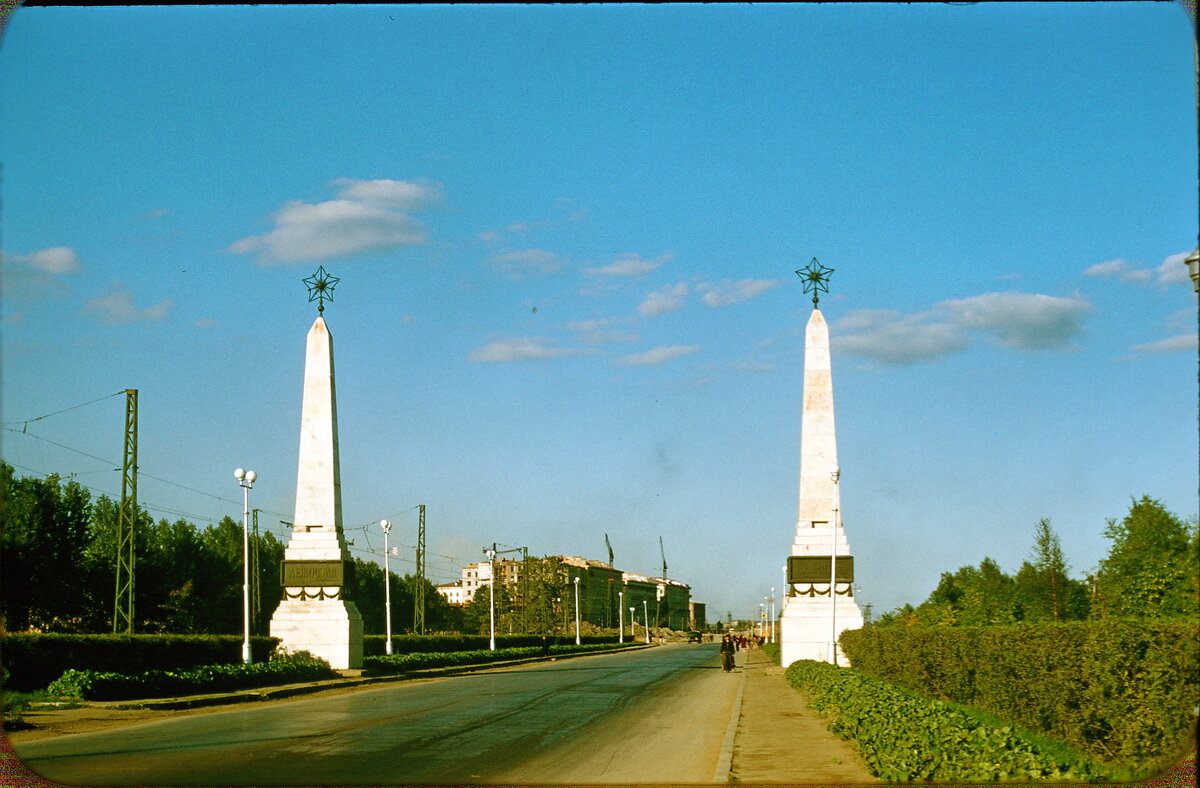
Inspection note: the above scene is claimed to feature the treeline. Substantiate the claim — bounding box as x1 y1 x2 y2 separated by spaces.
874 496 1198 627
0 462 459 635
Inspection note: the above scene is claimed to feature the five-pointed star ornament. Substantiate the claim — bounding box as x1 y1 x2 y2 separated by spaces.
795 258 834 306
303 266 340 314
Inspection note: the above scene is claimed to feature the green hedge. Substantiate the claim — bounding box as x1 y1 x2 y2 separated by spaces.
45 658 338 701
785 659 1119 782
362 634 615 656
1 634 281 692
840 619 1198 773
364 642 640 674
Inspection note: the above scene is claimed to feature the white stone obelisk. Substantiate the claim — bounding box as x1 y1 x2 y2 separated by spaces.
268 314 364 669
780 303 863 668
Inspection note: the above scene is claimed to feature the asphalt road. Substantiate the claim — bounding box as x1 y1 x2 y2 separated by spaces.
14 644 742 785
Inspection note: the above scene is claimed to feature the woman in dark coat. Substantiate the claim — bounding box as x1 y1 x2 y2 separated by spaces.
720 634 736 672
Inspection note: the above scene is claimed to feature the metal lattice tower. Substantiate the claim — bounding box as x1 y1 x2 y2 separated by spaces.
414 504 426 634
113 389 138 633
251 508 261 634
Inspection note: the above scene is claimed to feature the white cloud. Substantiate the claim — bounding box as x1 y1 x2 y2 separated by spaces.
227 178 440 263
637 283 689 316
84 282 174 326
27 246 83 275
615 345 700 366
468 336 583 362
564 316 639 345
330 178 442 209
1155 251 1193 286
699 278 780 307
585 253 670 277
1129 333 1198 355
485 249 564 280
940 292 1092 351
1085 258 1152 284
832 309 969 366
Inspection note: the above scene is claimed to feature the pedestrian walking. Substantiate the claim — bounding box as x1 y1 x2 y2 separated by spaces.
720 633 736 672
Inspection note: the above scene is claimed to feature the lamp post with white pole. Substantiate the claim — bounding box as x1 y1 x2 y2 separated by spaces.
630 606 636 642
618 591 625 643
573 576 582 645
380 520 393 655
642 600 650 644
769 588 776 644
484 546 497 651
234 468 257 665
829 464 841 665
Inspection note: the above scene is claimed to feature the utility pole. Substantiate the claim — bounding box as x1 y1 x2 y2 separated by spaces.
414 504 426 635
113 389 138 633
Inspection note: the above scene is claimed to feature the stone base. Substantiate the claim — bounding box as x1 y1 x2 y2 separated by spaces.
779 595 863 669
269 598 364 670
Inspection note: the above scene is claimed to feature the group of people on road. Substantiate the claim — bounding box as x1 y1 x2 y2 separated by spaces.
719 632 769 671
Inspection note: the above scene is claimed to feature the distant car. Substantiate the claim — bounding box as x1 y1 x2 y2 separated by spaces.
687 631 702 643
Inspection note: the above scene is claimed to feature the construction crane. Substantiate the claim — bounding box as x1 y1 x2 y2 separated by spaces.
659 535 668 579
604 533 614 567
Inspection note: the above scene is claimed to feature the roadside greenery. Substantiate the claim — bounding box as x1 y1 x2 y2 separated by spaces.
786 659 1123 783
364 642 642 674
45 652 337 701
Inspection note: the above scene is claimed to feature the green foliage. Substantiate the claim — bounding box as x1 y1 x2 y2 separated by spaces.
785 659 1120 782
1093 496 1199 619
46 657 337 701
840 619 1199 774
761 642 781 665
1 633 280 691
362 633 615 656
363 642 640 674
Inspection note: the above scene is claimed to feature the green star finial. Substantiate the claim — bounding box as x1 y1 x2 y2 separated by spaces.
303 266 340 314
796 258 834 307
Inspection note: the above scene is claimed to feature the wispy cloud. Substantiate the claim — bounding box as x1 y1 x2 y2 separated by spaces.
84 282 174 326
584 252 671 277
1085 252 1193 287
1 246 83 306
468 336 584 362
615 345 700 366
485 249 565 281
564 316 639 345
1129 333 1198 355
832 291 1093 365
699 278 780 307
637 283 689 316
227 178 442 263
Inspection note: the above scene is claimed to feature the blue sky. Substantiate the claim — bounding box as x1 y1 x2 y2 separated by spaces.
2 3 1197 622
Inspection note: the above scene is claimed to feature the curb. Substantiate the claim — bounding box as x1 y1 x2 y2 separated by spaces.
85 643 658 712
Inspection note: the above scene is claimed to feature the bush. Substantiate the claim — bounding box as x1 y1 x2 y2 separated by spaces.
45 656 337 701
785 659 1120 782
363 642 639 675
840 619 1198 773
1 634 281 691
362 633 615 656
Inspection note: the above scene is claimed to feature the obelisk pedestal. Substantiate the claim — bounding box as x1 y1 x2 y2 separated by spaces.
269 313 363 669
780 301 863 668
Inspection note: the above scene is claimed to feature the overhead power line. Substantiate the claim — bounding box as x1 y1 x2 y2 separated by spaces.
3 390 125 430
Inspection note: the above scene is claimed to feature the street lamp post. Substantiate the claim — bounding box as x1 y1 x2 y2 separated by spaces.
484 546 497 651
618 591 625 643
642 600 650 644
234 468 257 665
769 588 776 644
1184 249 1199 293
630 606 636 642
829 465 841 666
573 576 582 645
380 520 393 655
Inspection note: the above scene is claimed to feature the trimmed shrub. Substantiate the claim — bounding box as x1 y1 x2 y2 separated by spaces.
45 657 337 701
363 642 640 675
1 634 281 691
840 619 1198 773
786 659 1119 782
362 634 615 657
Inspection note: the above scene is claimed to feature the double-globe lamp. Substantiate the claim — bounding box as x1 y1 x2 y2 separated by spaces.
233 468 257 665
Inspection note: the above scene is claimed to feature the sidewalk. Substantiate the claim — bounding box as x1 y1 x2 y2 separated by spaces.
729 646 878 785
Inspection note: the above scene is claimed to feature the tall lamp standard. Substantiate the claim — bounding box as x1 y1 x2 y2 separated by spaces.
484 546 497 651
233 468 257 665
380 520 393 655
829 464 841 666
573 576 582 645
630 606 636 642
618 591 625 643
769 588 776 644
642 600 650 644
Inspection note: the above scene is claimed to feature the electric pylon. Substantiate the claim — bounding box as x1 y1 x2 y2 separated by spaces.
113 389 138 633
414 504 426 634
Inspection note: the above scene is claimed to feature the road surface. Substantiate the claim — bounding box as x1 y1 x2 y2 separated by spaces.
14 644 742 785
